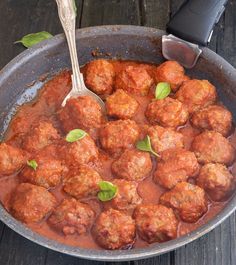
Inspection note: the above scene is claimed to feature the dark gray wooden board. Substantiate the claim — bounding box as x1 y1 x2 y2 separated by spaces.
0 0 236 264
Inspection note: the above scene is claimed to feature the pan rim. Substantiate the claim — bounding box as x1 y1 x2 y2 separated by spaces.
0 25 236 261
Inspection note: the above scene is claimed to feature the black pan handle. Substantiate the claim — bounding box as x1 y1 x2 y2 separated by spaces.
167 0 228 46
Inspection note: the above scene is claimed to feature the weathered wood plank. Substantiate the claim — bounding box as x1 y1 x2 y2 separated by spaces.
134 252 174 265
0 226 47 265
216 0 236 67
174 214 236 265
81 0 140 27
45 250 106 265
139 0 170 30
0 0 83 69
0 221 5 242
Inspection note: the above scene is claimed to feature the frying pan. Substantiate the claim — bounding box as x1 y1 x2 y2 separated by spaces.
0 5 236 263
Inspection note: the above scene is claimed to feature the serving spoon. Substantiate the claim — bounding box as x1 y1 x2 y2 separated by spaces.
55 0 105 110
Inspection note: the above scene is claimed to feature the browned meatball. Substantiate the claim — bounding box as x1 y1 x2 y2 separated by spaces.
48 198 95 235
63 166 102 199
58 96 103 132
134 204 178 243
155 61 189 91
148 125 184 154
93 209 136 250
197 163 235 201
192 131 235 165
60 135 98 167
20 153 67 189
85 59 115 95
114 65 154 96
154 148 199 189
111 149 152 181
175 79 217 113
106 89 139 119
145 97 189 128
22 121 60 153
10 183 56 223
0 143 27 176
191 105 232 136
108 179 142 210
99 119 140 155
160 182 208 223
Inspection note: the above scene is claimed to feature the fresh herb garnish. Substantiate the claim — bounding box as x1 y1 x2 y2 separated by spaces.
14 31 53 48
97 181 118 202
66 129 87 143
155 82 171 100
136 135 159 157
27 160 38 171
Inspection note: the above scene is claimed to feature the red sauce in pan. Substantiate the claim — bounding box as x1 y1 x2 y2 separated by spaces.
0 60 235 250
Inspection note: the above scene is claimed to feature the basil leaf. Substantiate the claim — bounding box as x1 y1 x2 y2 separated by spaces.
155 82 171 100
66 129 87 142
15 31 53 48
98 181 118 202
136 135 159 157
27 160 38 171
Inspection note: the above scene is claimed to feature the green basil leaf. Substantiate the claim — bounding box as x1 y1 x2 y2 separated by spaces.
15 31 53 48
66 129 87 142
98 181 118 202
155 82 171 100
27 160 38 171
136 135 159 157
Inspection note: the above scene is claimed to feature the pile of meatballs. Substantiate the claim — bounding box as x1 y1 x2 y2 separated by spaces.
0 59 235 250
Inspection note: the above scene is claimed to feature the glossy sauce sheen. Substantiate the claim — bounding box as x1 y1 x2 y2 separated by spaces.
0 60 235 250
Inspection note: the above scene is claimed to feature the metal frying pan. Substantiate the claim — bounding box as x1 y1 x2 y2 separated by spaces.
0 2 236 262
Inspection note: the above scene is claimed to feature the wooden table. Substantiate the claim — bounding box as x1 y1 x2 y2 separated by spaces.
0 1 236 264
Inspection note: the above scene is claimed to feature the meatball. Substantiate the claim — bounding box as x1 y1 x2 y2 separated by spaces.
63 166 102 199
192 131 235 165
10 183 56 223
175 79 217 113
155 61 189 91
60 135 98 167
160 182 208 223
93 209 136 250
22 121 60 153
0 143 27 176
111 149 152 181
148 125 184 154
20 154 67 189
106 89 139 119
191 105 232 136
145 97 189 128
114 65 154 96
48 198 95 235
108 179 142 210
85 59 115 95
58 96 103 133
99 119 140 155
197 163 235 201
134 204 178 243
154 148 199 189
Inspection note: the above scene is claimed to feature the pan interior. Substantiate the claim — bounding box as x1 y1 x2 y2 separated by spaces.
0 25 236 261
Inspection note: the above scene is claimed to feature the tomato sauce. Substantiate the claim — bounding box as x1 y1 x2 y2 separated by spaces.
0 60 235 250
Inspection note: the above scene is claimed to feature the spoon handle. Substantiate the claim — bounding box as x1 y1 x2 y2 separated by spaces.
55 0 84 92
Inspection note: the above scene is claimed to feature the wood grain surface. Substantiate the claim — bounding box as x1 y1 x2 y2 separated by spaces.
0 1 235 264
